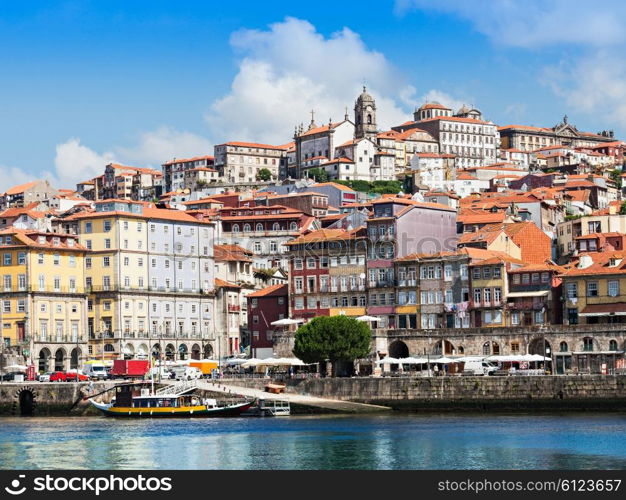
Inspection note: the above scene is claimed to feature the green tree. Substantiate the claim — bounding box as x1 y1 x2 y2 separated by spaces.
257 168 272 182
293 316 371 376
307 167 328 183
609 168 623 190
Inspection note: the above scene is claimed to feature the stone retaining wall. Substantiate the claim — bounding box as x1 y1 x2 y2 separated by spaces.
223 375 626 410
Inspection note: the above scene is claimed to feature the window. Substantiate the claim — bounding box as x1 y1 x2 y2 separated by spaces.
38 253 44 264
566 282 578 299
17 252 25 265
586 282 598 297
473 268 481 280
444 265 452 281
306 257 316 269
103 257 110 267
85 222 92 233
493 267 501 278
482 267 491 280
608 280 619 297
104 220 111 232
582 337 593 352
559 341 569 352
294 259 303 270
3 275 11 291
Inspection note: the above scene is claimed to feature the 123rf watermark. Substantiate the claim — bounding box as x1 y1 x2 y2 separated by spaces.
4 474 172 496
438 478 622 494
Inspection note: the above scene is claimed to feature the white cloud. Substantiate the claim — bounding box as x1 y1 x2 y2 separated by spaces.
0 165 38 194
46 127 212 190
206 17 415 144
53 138 116 187
544 52 626 129
418 90 469 115
395 0 626 49
115 126 213 166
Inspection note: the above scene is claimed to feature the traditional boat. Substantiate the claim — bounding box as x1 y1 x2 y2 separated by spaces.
89 380 254 418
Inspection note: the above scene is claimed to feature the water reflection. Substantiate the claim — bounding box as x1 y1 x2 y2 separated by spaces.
1 414 625 470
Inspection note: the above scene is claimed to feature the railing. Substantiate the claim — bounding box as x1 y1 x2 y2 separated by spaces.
31 334 86 343
228 304 241 312
155 379 197 396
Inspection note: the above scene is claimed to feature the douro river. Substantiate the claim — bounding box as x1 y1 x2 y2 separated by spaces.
1 413 626 469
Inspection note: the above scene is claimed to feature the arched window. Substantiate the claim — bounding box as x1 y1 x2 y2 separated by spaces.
482 342 491 356
272 223 280 231
289 222 298 231
243 224 251 232
256 223 263 232
609 339 618 351
367 114 372 124
232 224 239 233
559 341 568 352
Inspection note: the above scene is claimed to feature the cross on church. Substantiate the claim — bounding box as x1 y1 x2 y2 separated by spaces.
310 109 315 122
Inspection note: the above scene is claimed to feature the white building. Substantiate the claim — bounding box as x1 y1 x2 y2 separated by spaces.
213 142 289 184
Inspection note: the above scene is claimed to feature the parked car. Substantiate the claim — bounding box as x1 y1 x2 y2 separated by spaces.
38 372 54 382
49 371 67 382
65 370 89 382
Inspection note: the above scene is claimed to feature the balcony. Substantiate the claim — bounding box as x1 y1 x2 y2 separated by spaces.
228 304 241 313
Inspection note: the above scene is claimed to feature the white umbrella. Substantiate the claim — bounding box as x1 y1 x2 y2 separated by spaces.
522 354 551 362
431 357 459 364
376 357 400 365
401 357 430 364
270 318 304 326
3 364 27 372
355 315 380 322
241 358 262 368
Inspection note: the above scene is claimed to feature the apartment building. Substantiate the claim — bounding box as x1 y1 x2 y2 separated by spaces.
214 142 289 184
65 199 217 362
0 229 88 373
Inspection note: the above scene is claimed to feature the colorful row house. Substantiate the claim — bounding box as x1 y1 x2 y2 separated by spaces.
0 229 88 372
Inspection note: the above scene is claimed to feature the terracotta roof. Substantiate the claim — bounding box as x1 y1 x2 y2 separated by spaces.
217 141 290 151
214 278 241 289
247 283 288 298
313 182 356 192
298 121 344 138
419 102 451 110
214 244 253 263
0 228 86 251
419 115 492 125
457 211 507 225
162 155 214 166
4 181 40 195
498 124 552 132
285 227 363 245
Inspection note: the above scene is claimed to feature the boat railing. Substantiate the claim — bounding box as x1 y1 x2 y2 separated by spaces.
155 379 198 396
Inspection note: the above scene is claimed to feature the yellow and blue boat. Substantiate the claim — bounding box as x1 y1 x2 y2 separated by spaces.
89 381 254 418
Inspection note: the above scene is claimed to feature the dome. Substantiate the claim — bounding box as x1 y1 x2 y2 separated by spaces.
457 104 471 115
419 102 449 111
356 85 374 103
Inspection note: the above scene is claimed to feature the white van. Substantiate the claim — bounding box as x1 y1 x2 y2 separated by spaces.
463 359 498 376
172 366 203 381
83 363 108 380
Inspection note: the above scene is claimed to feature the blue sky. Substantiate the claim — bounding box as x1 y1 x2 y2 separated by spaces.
2 1 626 190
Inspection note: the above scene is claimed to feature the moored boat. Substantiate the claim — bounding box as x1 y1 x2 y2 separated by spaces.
89 380 254 418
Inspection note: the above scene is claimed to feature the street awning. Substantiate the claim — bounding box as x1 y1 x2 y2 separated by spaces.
579 303 626 316
507 291 550 298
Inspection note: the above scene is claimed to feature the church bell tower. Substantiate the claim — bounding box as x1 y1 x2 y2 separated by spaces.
354 86 377 140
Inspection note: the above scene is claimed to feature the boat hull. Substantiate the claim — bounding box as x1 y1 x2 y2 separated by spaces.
89 399 254 418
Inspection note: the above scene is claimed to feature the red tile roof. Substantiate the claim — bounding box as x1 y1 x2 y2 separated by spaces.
247 283 288 298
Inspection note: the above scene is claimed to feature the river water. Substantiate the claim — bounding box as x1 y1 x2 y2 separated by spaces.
1 413 626 469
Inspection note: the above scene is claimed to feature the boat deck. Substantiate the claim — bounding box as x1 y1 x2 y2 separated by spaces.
187 380 391 414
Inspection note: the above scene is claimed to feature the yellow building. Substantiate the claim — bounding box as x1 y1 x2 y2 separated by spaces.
0 228 88 372
561 253 626 326
469 254 522 334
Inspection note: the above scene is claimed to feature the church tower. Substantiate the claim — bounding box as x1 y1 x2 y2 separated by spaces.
354 86 377 140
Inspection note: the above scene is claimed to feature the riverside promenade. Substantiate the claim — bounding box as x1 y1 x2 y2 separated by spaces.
1 375 626 416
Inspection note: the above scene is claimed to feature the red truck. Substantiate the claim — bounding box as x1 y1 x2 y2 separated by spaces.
110 360 150 379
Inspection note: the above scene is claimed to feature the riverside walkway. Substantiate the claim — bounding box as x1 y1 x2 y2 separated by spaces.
193 379 392 414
